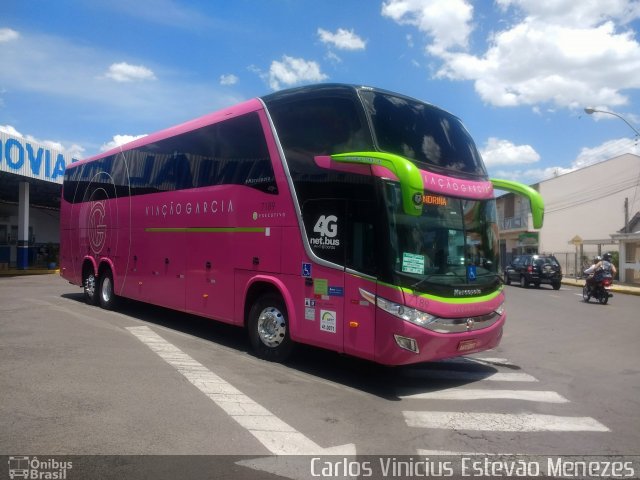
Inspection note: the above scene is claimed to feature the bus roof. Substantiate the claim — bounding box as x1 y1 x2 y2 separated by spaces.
70 83 458 169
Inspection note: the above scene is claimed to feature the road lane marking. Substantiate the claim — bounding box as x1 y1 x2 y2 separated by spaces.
401 369 538 382
399 388 569 403
126 325 355 455
403 411 609 432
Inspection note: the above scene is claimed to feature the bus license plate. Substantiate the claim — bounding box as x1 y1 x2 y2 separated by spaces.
458 339 478 352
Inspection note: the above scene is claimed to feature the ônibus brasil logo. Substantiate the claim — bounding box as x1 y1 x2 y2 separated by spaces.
88 200 107 255
8 456 73 479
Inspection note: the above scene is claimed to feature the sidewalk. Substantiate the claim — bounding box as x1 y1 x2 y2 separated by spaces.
0 268 60 277
562 277 640 296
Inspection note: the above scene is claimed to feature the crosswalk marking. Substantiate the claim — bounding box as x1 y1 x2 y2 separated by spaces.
404 411 610 432
445 357 515 366
127 325 355 455
399 388 568 403
402 369 538 382
403 355 610 454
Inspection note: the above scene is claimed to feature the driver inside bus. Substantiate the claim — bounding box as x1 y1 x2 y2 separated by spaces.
410 225 434 269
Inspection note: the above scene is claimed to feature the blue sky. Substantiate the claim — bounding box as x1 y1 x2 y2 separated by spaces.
3 0 640 185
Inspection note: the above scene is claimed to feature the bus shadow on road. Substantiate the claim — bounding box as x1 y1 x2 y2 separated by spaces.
62 292 521 401
61 293 252 356
284 348 523 400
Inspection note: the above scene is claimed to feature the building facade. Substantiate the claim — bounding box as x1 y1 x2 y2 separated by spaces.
496 153 640 284
0 131 76 269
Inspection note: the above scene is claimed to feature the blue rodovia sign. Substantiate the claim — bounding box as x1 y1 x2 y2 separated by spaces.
0 132 77 184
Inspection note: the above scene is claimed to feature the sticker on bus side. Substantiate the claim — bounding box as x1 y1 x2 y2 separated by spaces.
320 310 337 333
302 263 312 277
314 279 329 296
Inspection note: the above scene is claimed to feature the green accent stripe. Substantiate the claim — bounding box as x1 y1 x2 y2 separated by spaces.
400 286 503 304
145 227 266 233
377 279 503 304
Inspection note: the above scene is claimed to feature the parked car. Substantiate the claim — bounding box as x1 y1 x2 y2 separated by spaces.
503 254 562 290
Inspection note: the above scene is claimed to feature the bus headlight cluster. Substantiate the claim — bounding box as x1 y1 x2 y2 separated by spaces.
376 295 505 334
376 296 437 328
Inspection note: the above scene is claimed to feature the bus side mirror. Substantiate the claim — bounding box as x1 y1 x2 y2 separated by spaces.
318 151 424 217
490 178 545 229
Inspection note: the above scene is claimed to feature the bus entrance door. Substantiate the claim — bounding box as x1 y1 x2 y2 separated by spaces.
343 274 376 361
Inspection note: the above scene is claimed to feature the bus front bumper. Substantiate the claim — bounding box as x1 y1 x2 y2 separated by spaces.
373 311 505 366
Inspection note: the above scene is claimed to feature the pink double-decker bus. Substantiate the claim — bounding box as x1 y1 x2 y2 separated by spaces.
60 84 543 365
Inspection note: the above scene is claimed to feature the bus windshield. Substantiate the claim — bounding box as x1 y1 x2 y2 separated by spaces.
383 181 500 296
360 90 487 178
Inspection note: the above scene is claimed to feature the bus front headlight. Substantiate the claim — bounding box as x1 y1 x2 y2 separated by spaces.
376 296 437 328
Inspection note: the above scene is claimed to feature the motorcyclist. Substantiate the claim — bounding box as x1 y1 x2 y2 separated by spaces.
583 256 601 294
584 253 617 294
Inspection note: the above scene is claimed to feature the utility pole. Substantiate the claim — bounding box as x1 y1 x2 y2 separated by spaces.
624 197 629 233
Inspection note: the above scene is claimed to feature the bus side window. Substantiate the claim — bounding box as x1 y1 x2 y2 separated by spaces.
213 114 278 194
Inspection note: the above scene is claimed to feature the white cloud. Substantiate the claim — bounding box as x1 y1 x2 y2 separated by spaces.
317 28 366 50
383 0 640 109
490 137 640 184
105 62 157 82
382 0 474 55
573 137 640 168
100 134 148 152
268 56 328 90
0 28 19 42
0 124 23 137
0 124 85 159
480 137 540 167
438 20 640 108
496 0 640 27
219 74 238 86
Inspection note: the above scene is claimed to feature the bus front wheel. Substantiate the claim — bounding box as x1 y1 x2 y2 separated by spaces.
248 294 294 362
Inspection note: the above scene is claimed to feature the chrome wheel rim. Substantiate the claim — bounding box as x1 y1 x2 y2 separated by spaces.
101 276 112 304
257 306 286 348
85 274 96 298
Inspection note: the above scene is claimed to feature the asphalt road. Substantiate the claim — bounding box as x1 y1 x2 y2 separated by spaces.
1 275 638 476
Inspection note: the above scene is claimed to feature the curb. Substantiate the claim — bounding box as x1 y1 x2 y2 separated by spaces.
0 269 60 277
561 278 640 296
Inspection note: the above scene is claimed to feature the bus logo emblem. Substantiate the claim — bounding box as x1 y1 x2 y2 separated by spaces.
88 201 107 255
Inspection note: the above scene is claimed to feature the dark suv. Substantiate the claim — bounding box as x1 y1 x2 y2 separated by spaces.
503 254 562 290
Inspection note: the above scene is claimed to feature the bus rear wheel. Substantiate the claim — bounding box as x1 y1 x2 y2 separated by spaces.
83 267 99 306
248 294 293 362
99 268 118 310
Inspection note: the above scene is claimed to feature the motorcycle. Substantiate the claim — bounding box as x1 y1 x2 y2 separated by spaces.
582 272 613 305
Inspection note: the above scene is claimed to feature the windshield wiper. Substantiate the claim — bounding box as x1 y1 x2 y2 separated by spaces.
410 274 439 291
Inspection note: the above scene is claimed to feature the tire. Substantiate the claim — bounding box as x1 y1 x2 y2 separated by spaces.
520 275 529 288
83 267 99 306
503 273 511 285
582 285 590 302
248 293 294 362
552 282 561 290
98 268 118 310
598 290 609 305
